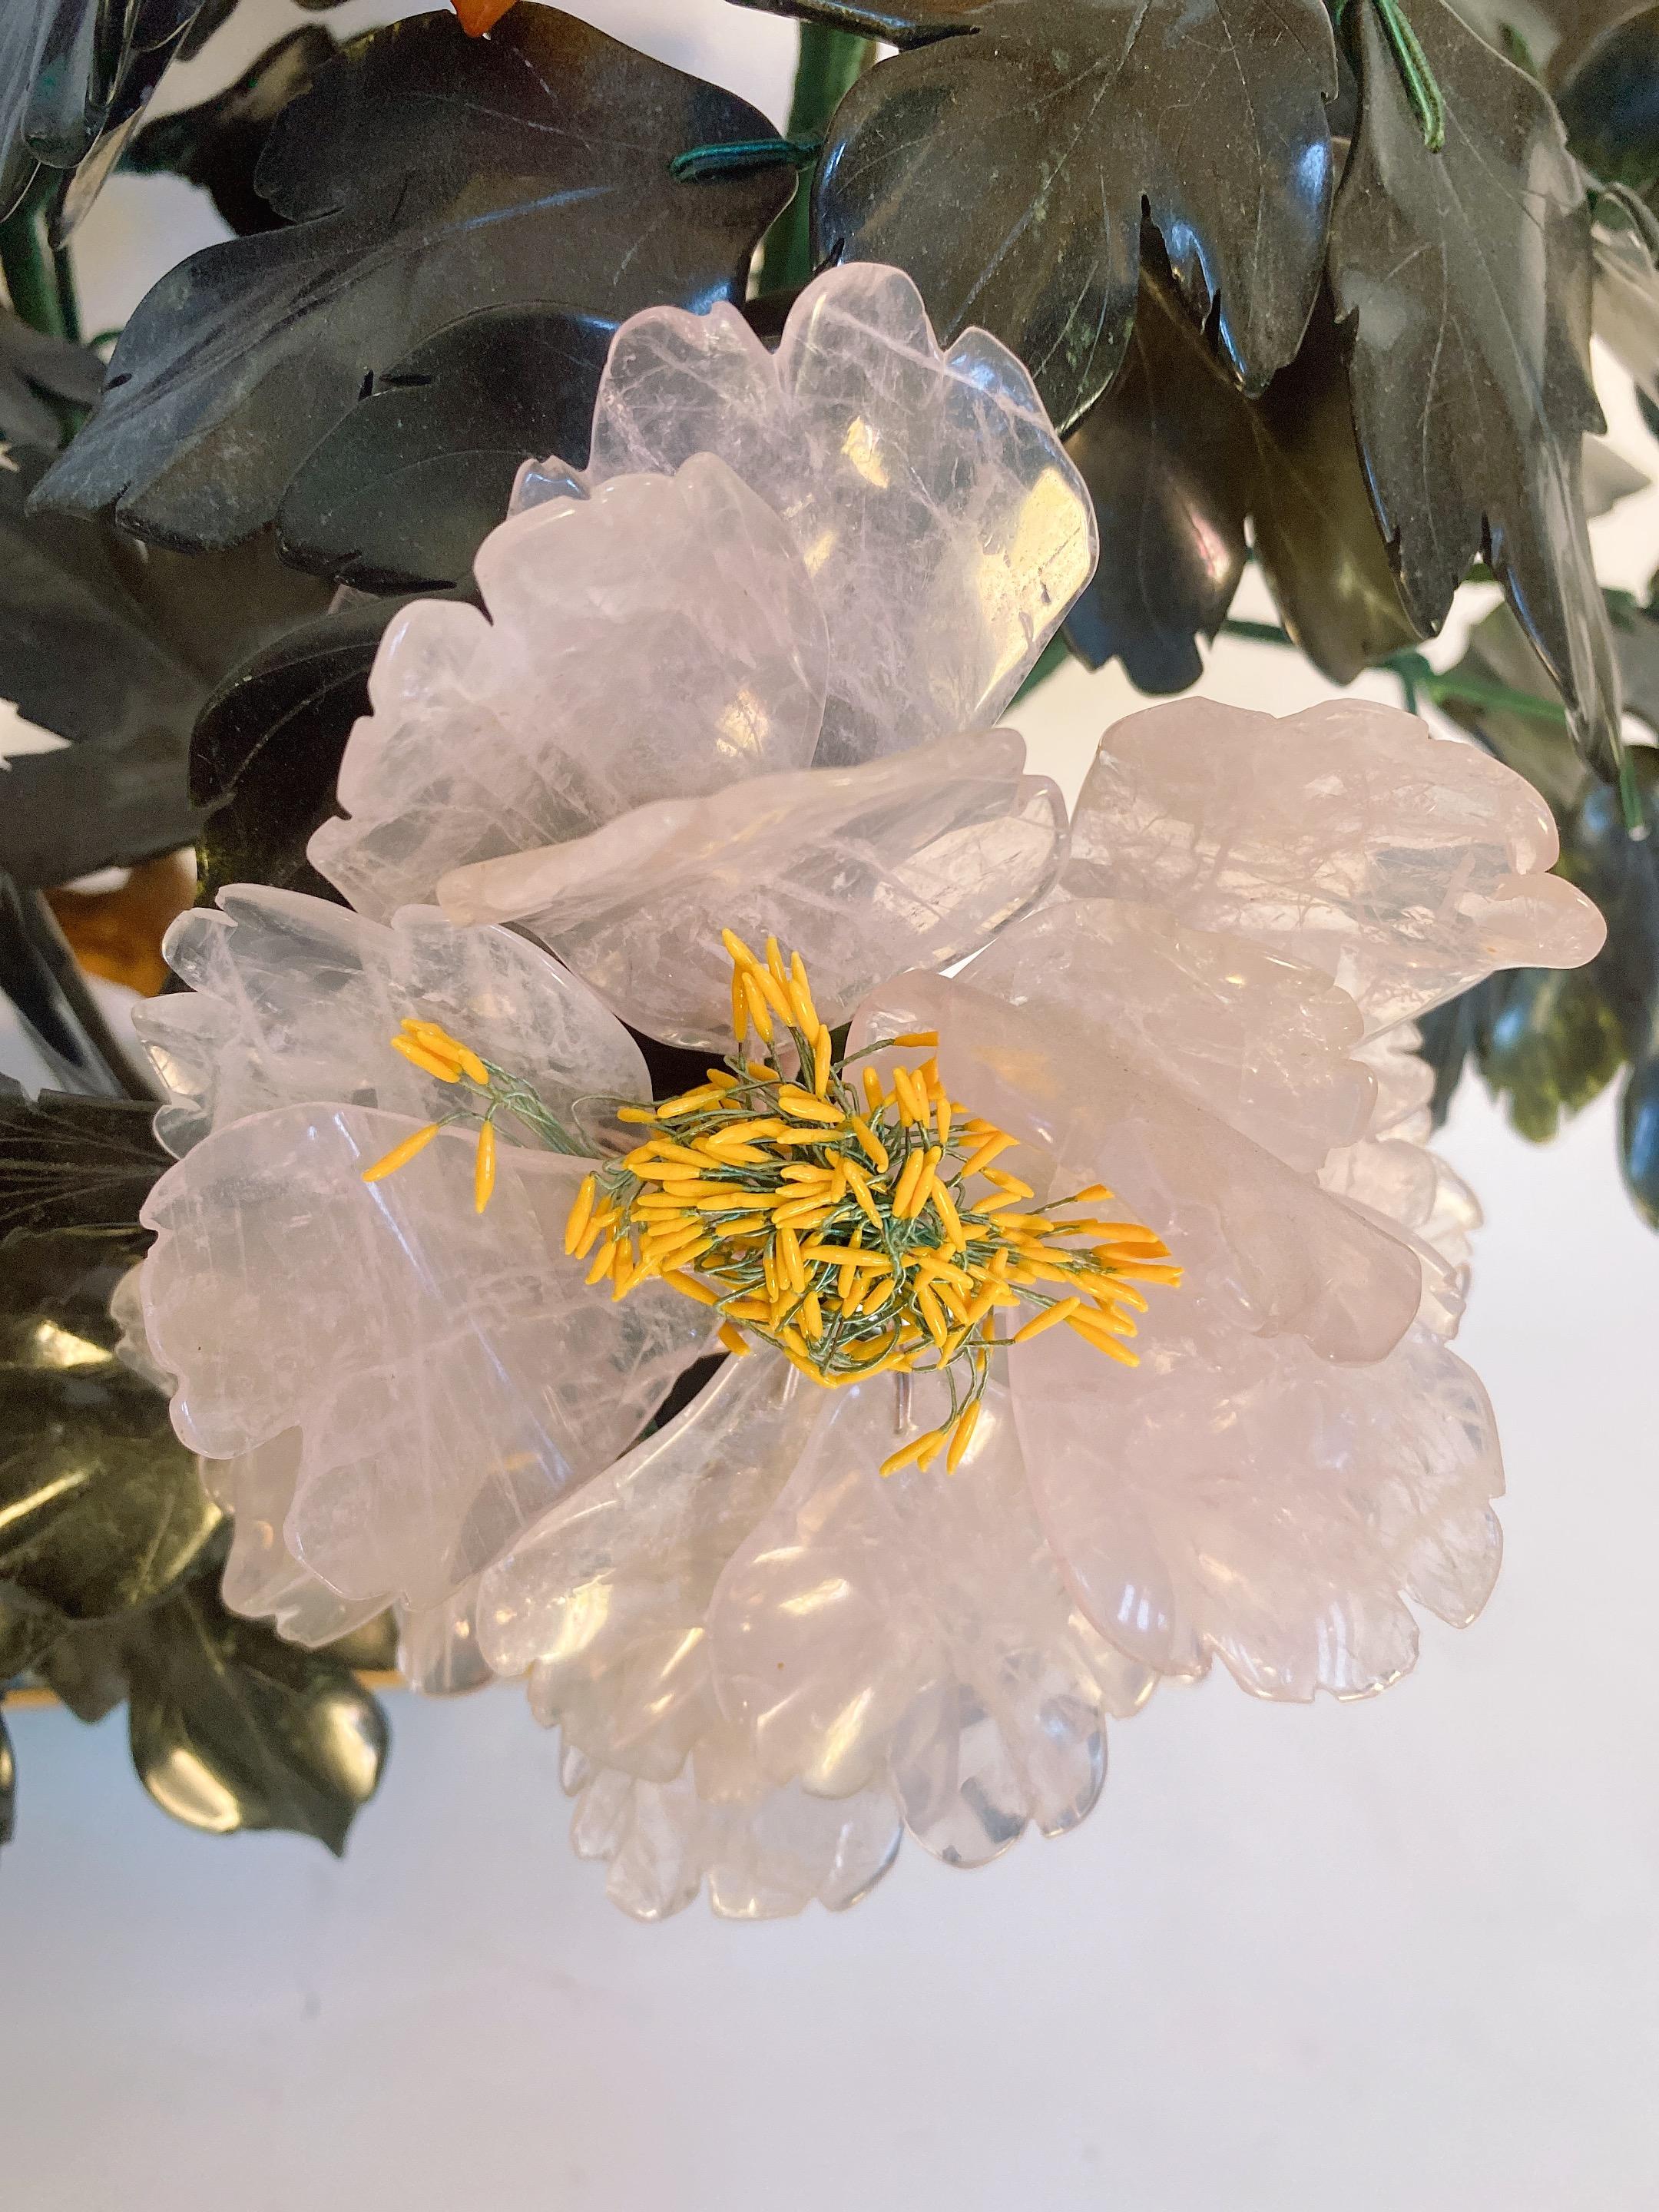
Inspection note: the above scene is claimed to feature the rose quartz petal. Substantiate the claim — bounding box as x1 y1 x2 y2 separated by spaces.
564 1737 902 1923
965 897 1376 1172
1010 1316 1503 1697
851 963 1422 1366
439 728 1067 1049
307 455 828 917
538 263 1094 767
134 889 647 1158
705 1376 1153 1868
206 1433 389 1649
113 1267 389 1647
138 1105 707 1611
1315 1024 1483 1339
1065 697 1607 1031
398 1578 491 1697
478 1352 826 1782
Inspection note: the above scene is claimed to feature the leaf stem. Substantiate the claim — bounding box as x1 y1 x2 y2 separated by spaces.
671 136 823 182
0 176 78 340
1338 0 1445 153
756 25 876 296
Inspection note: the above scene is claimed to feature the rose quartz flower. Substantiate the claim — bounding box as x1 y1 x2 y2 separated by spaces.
122 264 1604 1918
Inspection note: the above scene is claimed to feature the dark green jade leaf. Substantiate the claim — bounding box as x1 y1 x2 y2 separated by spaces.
33 1612 131 1721
737 0 1338 434
0 447 329 887
1064 276 1418 688
0 309 104 452
1435 597 1591 812
190 593 439 906
1061 276 1252 690
0 1584 67 1680
1479 962 1626 1140
126 24 339 238
35 7 795 562
0 1081 167 1247
124 1579 388 1853
1330 0 1621 777
1421 608 1659 1223
275 308 612 592
1552 5 1659 197
0 1232 219 1622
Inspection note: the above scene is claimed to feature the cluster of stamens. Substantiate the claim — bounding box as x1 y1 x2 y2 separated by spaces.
361 935 1180 1478
359 1016 581 1211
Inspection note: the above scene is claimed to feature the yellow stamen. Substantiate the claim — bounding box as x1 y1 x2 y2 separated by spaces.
654 1087 724 1121
544 929 1178 1472
843 1157 882 1226
788 952 819 1035
361 1121 441 1184
777 1224 807 1295
390 1035 462 1084
961 1131 1017 1177
776 1086 843 1125
1011 1296 1081 1343
930 1178 966 1250
754 965 794 1025
584 1236 618 1286
879 1426 947 1479
984 1170 1035 1200
892 1031 939 1048
740 971 774 1042
891 1149 927 1217
472 1121 497 1213
945 1401 979 1474
402 1020 490 1087
850 1117 889 1173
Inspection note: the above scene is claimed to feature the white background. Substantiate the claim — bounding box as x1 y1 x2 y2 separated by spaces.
2 7 1657 2208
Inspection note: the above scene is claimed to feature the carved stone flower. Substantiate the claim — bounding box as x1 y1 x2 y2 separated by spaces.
124 265 1604 1919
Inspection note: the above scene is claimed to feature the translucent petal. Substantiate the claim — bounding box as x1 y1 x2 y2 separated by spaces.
965 896 1376 1173
439 727 1067 1048
706 1375 1152 1864
309 455 828 917
134 889 647 1157
556 262 1095 765
478 1352 826 1781
852 955 1422 1366
398 1578 492 1697
1065 697 1606 1031
206 1433 388 1650
1010 1317 1504 1697
139 1104 707 1610
563 1740 903 1924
